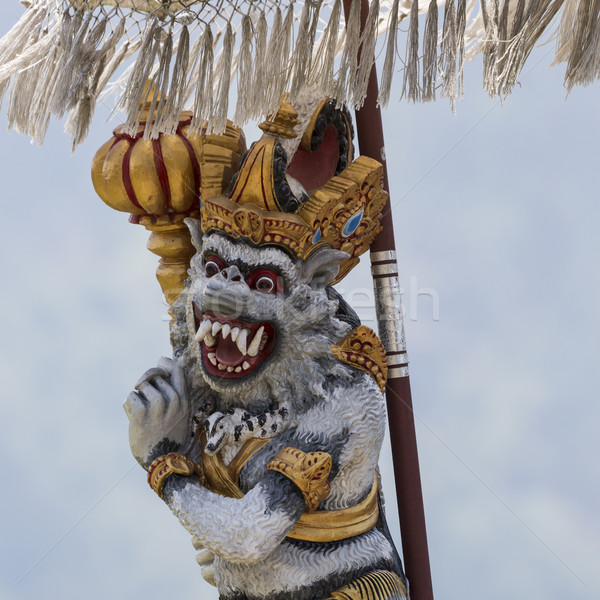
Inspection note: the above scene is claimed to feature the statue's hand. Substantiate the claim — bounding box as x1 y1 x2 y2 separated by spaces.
124 357 196 470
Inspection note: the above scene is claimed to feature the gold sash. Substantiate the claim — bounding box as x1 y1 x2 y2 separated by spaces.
200 433 379 543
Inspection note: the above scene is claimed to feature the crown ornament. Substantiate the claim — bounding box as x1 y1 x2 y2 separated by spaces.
201 99 387 284
91 82 246 309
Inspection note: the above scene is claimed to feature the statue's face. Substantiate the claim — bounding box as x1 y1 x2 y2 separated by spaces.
187 233 301 385
183 228 349 396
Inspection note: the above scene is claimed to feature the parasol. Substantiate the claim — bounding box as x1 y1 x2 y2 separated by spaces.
0 0 598 150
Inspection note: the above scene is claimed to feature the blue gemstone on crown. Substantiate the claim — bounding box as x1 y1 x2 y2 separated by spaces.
342 210 363 238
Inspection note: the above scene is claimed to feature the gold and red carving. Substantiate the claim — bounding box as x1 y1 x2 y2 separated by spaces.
299 97 353 163
299 156 387 284
331 326 388 394
266 447 332 511
91 87 246 309
258 98 301 139
227 137 282 213
201 140 387 284
147 453 204 499
201 196 314 256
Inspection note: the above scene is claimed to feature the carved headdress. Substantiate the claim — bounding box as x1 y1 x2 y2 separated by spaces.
200 98 388 284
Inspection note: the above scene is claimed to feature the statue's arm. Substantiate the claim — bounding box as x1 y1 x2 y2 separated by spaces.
163 471 306 564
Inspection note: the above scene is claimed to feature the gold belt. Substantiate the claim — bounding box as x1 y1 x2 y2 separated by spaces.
201 435 380 543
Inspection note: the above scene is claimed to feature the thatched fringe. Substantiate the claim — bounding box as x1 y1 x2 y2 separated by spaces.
335 0 361 101
481 0 566 97
250 13 268 118
263 6 293 117
191 25 215 132
121 17 161 134
213 22 234 133
311 0 342 96
234 16 253 123
422 0 439 101
401 0 421 102
65 17 128 150
2 0 600 147
0 1 49 110
440 0 458 109
378 0 400 106
354 0 380 106
554 0 600 91
146 30 173 138
291 0 323 96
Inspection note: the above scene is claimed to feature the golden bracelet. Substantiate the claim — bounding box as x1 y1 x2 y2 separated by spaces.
147 453 203 499
266 447 332 511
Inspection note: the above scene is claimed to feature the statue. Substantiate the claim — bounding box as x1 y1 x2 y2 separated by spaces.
96 96 407 599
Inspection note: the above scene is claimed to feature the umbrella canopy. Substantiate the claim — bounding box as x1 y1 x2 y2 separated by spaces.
0 0 598 149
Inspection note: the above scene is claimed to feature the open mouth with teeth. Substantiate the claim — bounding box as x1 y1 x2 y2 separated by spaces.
194 310 276 379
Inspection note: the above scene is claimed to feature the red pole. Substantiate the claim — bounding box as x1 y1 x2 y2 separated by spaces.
341 2 434 599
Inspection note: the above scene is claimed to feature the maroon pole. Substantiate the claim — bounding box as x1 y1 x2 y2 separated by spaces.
341 2 434 599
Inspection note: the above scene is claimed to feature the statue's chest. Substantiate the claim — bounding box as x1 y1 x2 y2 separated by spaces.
202 436 272 498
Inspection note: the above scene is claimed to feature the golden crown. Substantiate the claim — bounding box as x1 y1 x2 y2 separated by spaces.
200 99 388 284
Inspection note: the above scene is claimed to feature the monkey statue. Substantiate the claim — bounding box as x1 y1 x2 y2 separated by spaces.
124 97 408 600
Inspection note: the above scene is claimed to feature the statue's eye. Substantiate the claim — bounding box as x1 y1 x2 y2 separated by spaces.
256 276 275 293
247 269 282 294
204 255 225 277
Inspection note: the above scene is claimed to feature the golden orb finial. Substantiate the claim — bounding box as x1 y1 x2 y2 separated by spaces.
259 96 300 139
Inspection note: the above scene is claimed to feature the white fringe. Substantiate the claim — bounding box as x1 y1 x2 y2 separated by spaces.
291 0 323 96
310 0 341 96
65 17 127 150
0 1 49 110
250 13 268 118
161 25 191 134
263 6 293 117
481 0 566 98
455 0 466 102
554 0 600 91
440 0 458 109
1 0 599 147
422 0 439 101
121 16 161 136
335 0 361 101
213 22 234 134
234 16 253 123
354 0 380 107
147 30 173 139
401 0 421 102
191 25 215 132
378 0 400 106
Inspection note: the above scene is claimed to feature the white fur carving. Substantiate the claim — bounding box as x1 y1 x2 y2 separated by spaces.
127 231 403 598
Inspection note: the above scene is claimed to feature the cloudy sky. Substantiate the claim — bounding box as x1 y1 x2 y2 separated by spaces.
1 5 599 600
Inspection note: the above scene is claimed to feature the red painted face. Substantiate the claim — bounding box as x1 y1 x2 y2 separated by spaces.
204 255 226 278
245 268 282 295
195 254 282 380
203 255 283 295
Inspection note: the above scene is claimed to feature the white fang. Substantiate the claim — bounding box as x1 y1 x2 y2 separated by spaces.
221 323 231 340
195 319 213 342
247 326 264 357
212 321 222 336
236 329 249 355
231 327 240 342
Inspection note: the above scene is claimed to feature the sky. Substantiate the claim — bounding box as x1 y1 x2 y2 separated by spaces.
1 4 599 600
